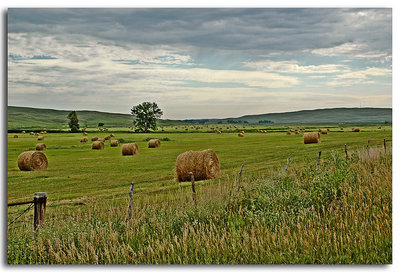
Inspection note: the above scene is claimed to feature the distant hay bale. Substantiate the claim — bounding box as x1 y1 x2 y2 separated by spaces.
122 143 139 155
17 151 48 171
110 140 120 147
104 135 111 140
97 138 105 142
340 127 344 130
30 132 34 135
36 143 47 150
80 137 88 143
148 139 161 148
37 136 44 141
238 132 244 137
295 131 300 135
83 132 88 136
353 127 361 132
22 131 26 134
240 130 245 134
216 130 222 134
286 131 291 135
175 149 220 182
320 129 328 134
13 135 18 138
378 126 382 129
35 133 39 136
110 133 115 137
304 132 321 144
92 141 104 150
91 137 98 142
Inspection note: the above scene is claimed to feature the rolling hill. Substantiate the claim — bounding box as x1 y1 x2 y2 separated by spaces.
8 106 392 130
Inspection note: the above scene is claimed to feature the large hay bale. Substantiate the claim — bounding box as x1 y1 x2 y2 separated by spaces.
92 141 104 150
122 143 139 155
110 140 120 147
36 143 47 150
353 127 361 132
91 137 98 142
148 139 161 148
320 129 328 134
304 132 321 144
13 135 18 138
37 136 44 141
238 132 244 137
80 137 88 143
175 149 220 182
17 151 48 171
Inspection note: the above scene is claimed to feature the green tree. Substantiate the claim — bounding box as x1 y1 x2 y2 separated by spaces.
131 102 163 132
67 111 80 132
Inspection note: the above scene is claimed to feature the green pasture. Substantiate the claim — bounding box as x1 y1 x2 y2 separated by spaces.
8 125 391 205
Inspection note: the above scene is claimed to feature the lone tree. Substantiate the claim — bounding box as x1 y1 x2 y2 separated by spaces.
131 102 163 132
67 111 80 132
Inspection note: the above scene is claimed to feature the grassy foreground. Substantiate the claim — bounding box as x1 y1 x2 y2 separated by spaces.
7 126 392 264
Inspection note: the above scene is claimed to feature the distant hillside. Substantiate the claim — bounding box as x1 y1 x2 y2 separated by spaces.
184 108 392 125
7 106 184 130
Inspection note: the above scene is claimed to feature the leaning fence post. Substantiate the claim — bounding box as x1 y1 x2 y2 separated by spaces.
33 192 47 231
189 172 197 205
317 151 322 168
345 144 348 161
128 182 134 220
284 157 290 173
237 164 244 190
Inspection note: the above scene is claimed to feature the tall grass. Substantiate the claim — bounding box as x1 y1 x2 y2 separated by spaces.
8 147 391 264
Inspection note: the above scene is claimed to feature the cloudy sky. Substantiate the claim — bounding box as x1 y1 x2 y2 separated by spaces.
8 8 392 119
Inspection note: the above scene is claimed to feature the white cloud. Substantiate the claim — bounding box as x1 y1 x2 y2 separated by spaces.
310 42 389 59
243 60 349 74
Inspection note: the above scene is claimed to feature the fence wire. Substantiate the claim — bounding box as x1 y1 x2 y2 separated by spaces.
8 203 34 227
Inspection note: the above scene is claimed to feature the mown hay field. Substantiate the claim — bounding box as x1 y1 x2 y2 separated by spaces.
7 124 392 264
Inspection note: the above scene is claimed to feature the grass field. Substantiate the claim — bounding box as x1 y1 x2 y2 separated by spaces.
7 124 392 264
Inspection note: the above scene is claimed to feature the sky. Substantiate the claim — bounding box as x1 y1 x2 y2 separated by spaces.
7 8 392 119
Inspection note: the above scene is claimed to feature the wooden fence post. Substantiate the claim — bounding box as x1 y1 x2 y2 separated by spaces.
345 144 348 161
384 138 386 154
284 157 290 173
237 164 244 190
128 182 134 220
189 172 197 206
33 192 47 231
317 151 322 168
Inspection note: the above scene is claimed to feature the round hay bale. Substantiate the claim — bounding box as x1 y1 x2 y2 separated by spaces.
304 132 321 144
91 137 98 142
97 138 105 142
238 133 244 137
110 140 120 147
110 133 115 137
353 127 360 132
148 139 161 148
36 143 47 150
83 132 88 136
295 131 300 135
286 131 291 135
92 141 104 150
175 149 220 182
17 151 48 171
37 136 44 141
104 135 111 140
320 129 328 134
122 143 139 155
378 126 382 129
13 135 18 138
216 130 222 134
22 131 26 134
30 132 34 135
80 137 88 143
35 133 39 136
